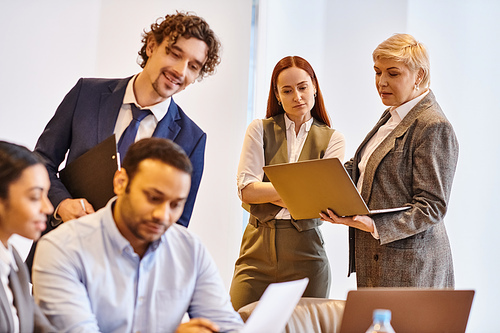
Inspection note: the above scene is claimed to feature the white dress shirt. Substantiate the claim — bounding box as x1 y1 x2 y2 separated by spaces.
0 240 19 333
357 90 429 239
237 114 346 219
113 74 172 142
357 90 429 191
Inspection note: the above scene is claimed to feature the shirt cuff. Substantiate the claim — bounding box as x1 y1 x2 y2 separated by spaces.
237 173 259 200
371 220 380 240
52 203 64 227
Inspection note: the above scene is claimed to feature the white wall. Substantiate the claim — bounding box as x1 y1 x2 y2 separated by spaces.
255 0 500 331
1 0 498 332
409 1 500 331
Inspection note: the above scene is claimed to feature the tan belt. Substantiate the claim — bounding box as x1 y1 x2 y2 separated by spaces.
247 217 322 266
248 217 322 232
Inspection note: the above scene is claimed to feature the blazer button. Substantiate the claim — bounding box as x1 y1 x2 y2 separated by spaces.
373 254 379 261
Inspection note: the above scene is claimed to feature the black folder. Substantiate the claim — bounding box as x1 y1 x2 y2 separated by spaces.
59 135 119 211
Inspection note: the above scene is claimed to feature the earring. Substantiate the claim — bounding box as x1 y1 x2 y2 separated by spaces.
277 100 282 106
414 82 420 91
314 92 317 98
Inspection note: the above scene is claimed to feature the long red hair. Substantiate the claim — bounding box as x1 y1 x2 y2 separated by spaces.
266 56 330 127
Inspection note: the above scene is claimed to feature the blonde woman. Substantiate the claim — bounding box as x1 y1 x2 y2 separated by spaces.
321 34 458 288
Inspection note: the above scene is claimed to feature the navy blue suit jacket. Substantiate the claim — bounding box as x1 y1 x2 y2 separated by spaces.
35 76 206 227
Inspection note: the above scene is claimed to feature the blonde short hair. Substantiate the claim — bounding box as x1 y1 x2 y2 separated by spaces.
373 33 430 88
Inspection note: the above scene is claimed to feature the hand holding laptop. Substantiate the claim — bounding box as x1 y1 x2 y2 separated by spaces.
320 209 376 233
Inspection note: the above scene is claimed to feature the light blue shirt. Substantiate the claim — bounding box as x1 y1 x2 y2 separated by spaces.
32 198 243 333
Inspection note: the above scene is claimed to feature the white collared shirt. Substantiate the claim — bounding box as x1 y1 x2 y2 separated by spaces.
357 90 429 191
357 90 428 239
0 240 19 333
237 114 346 219
114 75 172 143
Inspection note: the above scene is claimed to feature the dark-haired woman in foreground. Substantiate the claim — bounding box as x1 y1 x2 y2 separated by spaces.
0 141 55 332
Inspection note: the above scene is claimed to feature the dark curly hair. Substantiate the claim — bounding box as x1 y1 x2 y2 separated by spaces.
138 11 221 81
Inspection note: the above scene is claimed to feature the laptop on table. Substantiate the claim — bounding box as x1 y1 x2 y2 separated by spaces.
339 289 475 333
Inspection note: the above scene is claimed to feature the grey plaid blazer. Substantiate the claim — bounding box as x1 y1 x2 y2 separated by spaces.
345 90 458 288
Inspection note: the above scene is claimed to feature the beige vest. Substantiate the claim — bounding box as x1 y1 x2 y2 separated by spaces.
248 113 334 227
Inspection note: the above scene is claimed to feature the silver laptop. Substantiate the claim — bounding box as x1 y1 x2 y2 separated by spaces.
339 288 475 333
263 158 409 219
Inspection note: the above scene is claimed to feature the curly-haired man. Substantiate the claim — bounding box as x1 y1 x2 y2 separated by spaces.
33 12 220 232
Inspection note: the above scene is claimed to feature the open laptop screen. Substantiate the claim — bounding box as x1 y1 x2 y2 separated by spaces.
339 288 475 333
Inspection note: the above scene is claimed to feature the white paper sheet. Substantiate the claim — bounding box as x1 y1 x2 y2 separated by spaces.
240 278 309 333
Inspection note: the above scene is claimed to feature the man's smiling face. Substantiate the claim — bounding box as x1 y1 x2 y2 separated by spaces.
141 35 208 104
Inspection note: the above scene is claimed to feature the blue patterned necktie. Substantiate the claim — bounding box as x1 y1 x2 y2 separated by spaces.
117 104 152 162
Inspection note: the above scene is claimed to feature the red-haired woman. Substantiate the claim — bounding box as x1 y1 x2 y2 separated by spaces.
229 56 345 310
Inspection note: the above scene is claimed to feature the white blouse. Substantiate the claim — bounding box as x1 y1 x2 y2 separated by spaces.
357 90 429 239
237 115 346 219
114 74 171 144
357 90 429 191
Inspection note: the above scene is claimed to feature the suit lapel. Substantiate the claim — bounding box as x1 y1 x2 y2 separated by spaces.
97 77 132 142
9 270 25 330
11 249 31 332
0 248 29 332
153 98 181 141
361 91 435 200
0 282 14 331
